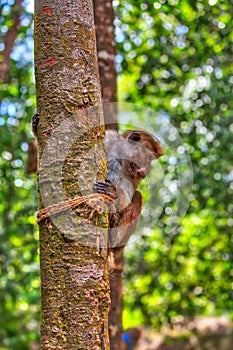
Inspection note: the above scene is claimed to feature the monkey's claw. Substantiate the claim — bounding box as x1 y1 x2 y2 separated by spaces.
94 179 117 200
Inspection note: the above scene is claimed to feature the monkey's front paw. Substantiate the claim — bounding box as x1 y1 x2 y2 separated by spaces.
32 112 40 136
94 179 117 200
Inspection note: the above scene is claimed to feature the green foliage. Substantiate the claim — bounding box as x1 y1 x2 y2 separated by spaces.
0 1 40 348
114 0 233 329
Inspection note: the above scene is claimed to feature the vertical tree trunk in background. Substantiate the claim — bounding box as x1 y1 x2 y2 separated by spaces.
0 0 22 82
93 0 118 130
94 1 123 349
34 1 110 349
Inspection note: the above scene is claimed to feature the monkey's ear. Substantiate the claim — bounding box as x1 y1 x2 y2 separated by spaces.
128 131 141 143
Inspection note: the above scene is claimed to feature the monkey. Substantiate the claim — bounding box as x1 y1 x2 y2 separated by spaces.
94 129 164 251
31 113 164 250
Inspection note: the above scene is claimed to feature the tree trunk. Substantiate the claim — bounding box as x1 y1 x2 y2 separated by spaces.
93 0 118 130
94 2 123 349
34 1 110 349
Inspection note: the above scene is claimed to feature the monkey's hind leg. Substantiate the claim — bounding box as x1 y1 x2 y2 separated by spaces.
109 190 142 251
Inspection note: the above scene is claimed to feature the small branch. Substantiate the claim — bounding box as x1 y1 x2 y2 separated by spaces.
0 0 22 83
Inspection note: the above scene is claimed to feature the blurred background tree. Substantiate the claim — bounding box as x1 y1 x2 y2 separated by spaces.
0 0 232 348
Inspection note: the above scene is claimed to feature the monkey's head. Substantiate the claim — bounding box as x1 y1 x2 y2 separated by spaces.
121 130 164 184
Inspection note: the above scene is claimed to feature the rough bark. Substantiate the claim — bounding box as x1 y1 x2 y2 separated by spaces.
0 0 22 82
93 0 117 130
27 141 37 174
34 1 110 349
